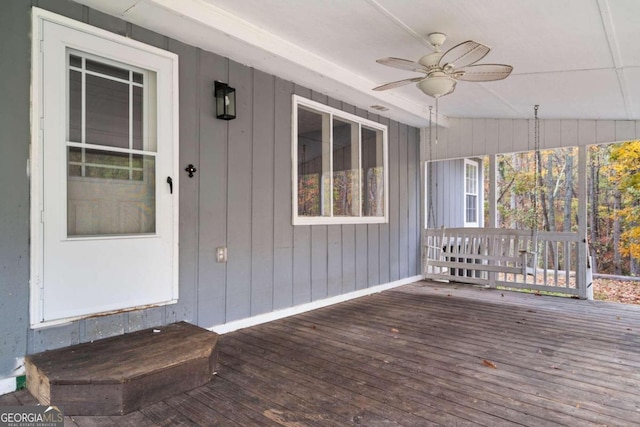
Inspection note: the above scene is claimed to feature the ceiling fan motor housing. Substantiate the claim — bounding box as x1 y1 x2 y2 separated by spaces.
418 52 443 71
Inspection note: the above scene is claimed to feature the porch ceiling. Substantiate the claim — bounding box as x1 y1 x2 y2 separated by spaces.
74 0 640 127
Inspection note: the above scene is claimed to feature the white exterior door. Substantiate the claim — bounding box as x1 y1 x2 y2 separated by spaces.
31 11 179 325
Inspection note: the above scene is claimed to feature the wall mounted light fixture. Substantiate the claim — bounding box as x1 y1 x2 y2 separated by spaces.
215 81 236 120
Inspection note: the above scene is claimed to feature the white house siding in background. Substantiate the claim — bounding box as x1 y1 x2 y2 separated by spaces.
425 158 484 229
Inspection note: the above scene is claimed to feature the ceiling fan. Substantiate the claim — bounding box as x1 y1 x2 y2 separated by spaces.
373 32 513 98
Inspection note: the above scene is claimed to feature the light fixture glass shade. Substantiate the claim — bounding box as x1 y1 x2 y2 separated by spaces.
215 81 236 120
417 75 456 98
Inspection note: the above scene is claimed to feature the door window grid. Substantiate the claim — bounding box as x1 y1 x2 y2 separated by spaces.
67 52 153 181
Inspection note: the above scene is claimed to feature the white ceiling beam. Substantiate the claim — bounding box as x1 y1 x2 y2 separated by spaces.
597 0 633 119
364 0 432 49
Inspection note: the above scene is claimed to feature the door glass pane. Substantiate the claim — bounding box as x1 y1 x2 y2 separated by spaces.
332 118 359 216
66 52 156 238
67 148 155 236
132 86 143 150
297 106 330 217
132 72 144 84
69 54 82 68
85 74 129 148
362 126 384 217
68 70 82 142
86 59 130 80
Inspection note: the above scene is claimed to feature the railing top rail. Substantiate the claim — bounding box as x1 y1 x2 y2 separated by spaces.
425 227 581 242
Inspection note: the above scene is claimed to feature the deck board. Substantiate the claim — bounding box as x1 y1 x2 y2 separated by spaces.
3 280 640 426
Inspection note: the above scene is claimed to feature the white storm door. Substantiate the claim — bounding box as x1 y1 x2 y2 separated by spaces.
33 13 179 324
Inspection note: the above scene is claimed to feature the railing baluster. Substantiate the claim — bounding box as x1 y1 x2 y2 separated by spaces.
564 241 571 288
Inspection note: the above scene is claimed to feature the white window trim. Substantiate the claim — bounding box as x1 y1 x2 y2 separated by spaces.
292 95 389 225
464 158 479 227
30 8 180 327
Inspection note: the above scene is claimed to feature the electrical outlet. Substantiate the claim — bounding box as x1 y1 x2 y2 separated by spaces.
216 247 227 263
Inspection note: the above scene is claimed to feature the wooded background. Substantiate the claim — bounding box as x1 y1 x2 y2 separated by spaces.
491 141 640 276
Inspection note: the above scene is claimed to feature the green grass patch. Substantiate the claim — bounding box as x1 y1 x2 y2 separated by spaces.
16 375 26 390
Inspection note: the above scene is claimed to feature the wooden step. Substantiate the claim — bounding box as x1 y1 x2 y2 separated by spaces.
25 322 218 416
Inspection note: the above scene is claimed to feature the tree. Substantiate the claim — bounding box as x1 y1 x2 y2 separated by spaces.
609 140 640 275
563 153 574 232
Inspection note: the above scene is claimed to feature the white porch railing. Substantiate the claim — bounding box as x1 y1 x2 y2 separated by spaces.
423 227 593 298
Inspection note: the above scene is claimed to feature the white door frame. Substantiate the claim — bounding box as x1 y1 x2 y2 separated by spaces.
30 8 180 327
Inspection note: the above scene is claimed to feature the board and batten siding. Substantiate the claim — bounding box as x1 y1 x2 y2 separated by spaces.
425 118 640 161
0 0 421 386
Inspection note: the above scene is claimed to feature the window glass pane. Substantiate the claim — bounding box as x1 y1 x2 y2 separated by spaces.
465 163 477 195
332 118 359 216
297 106 330 217
132 86 143 150
85 74 129 148
69 70 82 142
466 194 477 223
86 59 130 80
362 126 384 217
67 150 155 236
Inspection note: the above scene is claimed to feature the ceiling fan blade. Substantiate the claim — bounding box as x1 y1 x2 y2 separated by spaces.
455 64 513 82
439 40 490 70
376 57 429 73
373 77 425 91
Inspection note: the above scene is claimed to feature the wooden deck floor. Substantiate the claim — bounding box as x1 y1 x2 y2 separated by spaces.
3 280 640 426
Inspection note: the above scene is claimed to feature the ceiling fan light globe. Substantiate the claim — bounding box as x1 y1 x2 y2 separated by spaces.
417 75 456 98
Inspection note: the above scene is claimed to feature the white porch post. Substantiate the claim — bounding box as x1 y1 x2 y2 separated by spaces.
488 154 498 228
578 145 593 299
420 128 426 277
487 154 498 286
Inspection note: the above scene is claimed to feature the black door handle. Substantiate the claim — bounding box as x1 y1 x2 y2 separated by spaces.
167 176 173 194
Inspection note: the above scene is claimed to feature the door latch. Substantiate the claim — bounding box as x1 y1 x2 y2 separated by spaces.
166 176 173 194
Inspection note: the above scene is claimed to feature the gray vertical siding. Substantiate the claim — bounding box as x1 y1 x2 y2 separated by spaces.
168 38 199 324
427 159 465 228
226 61 253 322
0 0 422 383
398 124 410 278
408 126 419 275
427 156 491 229
0 0 31 381
388 121 401 281
272 79 295 310
251 69 275 316
378 116 392 284
197 50 228 328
